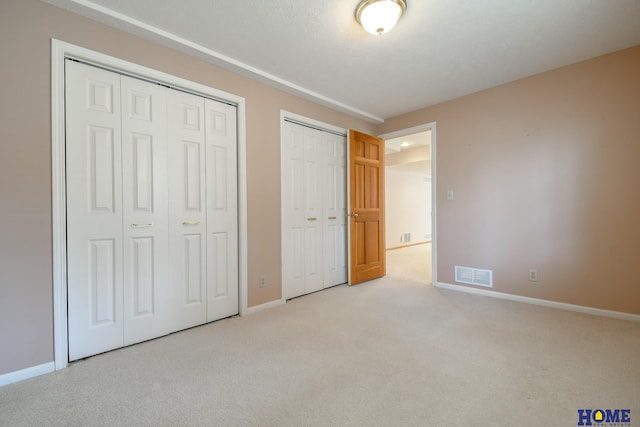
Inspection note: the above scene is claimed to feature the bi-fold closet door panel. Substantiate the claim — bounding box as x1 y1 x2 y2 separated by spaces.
66 60 238 361
167 89 208 331
204 99 239 322
302 128 324 295
281 121 347 300
282 122 306 299
121 74 171 345
166 92 239 329
323 132 347 288
67 61 172 360
66 61 125 360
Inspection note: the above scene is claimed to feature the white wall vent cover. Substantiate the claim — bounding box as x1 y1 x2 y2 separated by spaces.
455 266 493 288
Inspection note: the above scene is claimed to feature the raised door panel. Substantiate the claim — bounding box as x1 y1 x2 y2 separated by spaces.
303 221 323 293
205 99 238 321
121 76 170 345
167 89 207 331
66 60 124 361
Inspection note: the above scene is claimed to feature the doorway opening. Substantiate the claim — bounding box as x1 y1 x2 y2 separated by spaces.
380 124 436 285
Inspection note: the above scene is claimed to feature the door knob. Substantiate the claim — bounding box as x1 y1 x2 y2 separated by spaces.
349 213 359 218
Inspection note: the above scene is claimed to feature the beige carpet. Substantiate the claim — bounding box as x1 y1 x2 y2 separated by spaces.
1 277 638 426
386 243 432 284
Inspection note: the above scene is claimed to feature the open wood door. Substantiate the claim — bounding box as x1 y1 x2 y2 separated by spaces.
349 130 385 285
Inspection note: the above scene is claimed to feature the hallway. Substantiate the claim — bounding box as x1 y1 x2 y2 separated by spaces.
385 243 432 284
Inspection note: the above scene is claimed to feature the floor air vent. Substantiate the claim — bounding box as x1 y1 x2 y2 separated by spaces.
455 266 493 288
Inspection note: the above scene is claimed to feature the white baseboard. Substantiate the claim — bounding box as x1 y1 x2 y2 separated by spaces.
0 361 55 387
435 282 640 323
245 298 285 315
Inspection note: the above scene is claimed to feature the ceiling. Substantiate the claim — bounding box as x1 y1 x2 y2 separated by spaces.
386 131 431 174
386 130 431 154
43 0 640 123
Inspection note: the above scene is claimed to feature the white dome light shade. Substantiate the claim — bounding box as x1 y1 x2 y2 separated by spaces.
355 0 407 36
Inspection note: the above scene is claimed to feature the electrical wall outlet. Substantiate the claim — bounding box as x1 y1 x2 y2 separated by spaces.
259 275 267 288
528 269 538 282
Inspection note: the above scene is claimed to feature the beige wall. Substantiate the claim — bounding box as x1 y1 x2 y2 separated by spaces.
385 168 431 249
0 0 375 375
386 145 431 168
385 147 433 249
379 46 640 316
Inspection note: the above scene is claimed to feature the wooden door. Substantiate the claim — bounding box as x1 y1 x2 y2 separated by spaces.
349 130 386 285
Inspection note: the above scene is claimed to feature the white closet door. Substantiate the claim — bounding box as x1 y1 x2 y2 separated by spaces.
67 61 241 360
66 60 124 360
205 99 239 321
303 128 324 294
121 75 170 344
167 89 207 331
282 122 306 299
323 133 347 287
282 121 346 299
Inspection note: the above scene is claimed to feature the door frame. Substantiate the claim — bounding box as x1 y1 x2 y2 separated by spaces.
279 110 348 302
378 122 437 286
51 39 248 370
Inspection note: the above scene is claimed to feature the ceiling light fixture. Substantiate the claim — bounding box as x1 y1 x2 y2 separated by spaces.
355 0 407 36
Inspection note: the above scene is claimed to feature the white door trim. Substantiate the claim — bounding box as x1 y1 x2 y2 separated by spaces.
280 111 348 137
51 39 248 370
378 122 438 287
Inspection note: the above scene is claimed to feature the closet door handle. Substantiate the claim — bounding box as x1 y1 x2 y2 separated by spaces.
131 223 153 228
328 216 336 220
182 220 200 226
307 217 317 221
